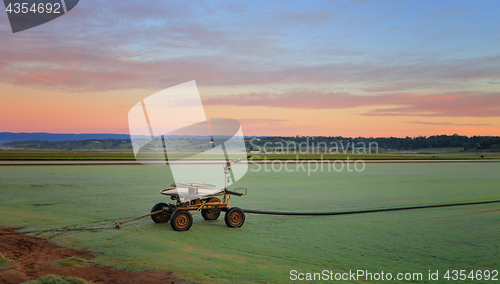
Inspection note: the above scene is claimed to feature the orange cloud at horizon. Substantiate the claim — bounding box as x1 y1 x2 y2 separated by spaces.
2 83 498 138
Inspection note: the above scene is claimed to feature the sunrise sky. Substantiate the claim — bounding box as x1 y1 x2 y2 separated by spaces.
1 0 499 137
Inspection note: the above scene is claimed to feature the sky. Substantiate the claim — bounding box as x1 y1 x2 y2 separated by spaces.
1 0 499 137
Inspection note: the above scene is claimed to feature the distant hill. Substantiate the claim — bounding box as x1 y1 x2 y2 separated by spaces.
0 132 131 144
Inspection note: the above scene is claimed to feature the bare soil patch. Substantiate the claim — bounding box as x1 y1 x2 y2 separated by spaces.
0 227 178 284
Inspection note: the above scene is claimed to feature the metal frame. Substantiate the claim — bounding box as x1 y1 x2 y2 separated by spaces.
114 160 247 229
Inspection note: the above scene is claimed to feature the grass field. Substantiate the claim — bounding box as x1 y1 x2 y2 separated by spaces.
1 163 500 283
0 150 137 160
0 253 10 270
23 274 90 284
51 257 91 269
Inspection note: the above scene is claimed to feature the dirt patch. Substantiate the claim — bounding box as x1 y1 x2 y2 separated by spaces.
0 227 178 284
476 209 500 214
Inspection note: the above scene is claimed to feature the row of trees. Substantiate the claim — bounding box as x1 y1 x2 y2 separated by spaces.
245 134 500 151
4 139 131 150
3 135 500 151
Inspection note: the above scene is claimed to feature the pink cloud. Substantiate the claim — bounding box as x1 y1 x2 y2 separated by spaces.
237 118 290 126
1 13 500 94
363 93 500 117
407 121 490 126
203 91 500 117
1 0 499 98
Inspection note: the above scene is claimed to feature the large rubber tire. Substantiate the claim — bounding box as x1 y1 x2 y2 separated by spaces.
225 207 245 228
201 198 221 220
151 203 171 223
170 210 193 231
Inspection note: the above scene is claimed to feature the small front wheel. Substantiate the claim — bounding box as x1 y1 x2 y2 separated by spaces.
170 210 193 231
225 207 245 228
201 198 222 220
151 202 171 223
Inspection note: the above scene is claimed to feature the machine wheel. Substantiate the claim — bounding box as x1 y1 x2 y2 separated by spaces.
151 203 171 223
170 210 193 231
201 198 221 220
225 207 245 228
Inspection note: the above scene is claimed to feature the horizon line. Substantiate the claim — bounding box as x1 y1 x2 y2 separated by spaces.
1 131 499 139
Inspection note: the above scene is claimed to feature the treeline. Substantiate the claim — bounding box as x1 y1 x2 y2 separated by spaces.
3 139 132 150
3 134 500 151
246 134 500 151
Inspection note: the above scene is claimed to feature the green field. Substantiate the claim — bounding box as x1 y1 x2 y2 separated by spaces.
0 150 137 160
1 149 499 161
1 163 500 283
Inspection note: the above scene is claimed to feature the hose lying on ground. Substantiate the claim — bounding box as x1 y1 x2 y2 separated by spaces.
2 199 499 235
242 199 500 216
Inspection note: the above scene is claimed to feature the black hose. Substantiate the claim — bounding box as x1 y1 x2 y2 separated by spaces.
242 199 500 216
2 200 499 236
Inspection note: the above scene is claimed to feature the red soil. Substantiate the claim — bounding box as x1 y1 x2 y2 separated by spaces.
0 227 178 284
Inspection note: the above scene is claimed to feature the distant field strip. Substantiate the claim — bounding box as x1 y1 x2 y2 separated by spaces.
1 150 500 161
1 159 500 166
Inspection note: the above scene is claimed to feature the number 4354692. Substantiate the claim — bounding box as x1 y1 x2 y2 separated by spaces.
444 270 498 281
5 2 61 14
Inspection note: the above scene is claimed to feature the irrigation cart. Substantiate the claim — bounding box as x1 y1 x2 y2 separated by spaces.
115 161 247 231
